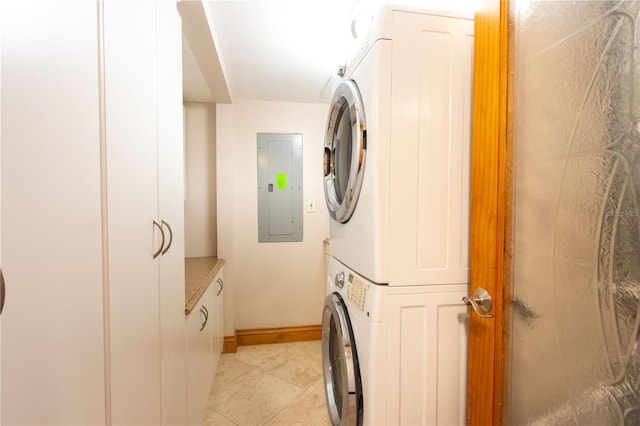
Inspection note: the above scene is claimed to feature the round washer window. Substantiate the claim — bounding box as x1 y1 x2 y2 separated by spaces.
321 293 363 425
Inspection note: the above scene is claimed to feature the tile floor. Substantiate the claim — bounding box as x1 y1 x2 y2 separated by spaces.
204 340 331 426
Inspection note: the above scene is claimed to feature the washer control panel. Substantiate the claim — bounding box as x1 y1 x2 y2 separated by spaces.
347 274 369 313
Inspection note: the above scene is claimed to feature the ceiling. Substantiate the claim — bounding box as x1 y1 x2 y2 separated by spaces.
181 0 474 105
181 0 356 104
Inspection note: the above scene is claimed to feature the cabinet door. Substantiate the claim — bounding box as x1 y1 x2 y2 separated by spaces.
1 2 106 424
0 23 3 416
387 290 469 425
103 0 162 424
212 268 224 369
156 1 187 424
186 285 214 426
389 12 474 286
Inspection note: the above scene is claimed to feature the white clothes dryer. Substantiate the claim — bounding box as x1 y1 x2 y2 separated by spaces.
323 5 474 286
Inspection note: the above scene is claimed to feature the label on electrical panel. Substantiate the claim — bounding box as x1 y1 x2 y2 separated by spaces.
276 173 287 189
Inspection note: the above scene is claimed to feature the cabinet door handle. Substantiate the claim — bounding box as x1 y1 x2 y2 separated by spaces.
161 219 173 255
216 278 223 296
0 268 6 316
200 305 209 331
153 220 165 259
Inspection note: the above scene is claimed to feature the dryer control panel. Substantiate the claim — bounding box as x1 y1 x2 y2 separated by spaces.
348 274 369 313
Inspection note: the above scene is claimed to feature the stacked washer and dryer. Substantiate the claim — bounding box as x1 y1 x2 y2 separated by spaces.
321 3 474 425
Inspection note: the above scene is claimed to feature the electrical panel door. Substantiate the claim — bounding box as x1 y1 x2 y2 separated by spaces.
257 133 303 243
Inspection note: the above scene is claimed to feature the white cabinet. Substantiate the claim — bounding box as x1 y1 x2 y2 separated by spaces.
157 2 189 424
186 267 224 426
1 1 186 424
212 268 225 369
386 288 469 426
389 11 473 286
103 1 163 423
104 1 185 424
1 2 107 424
187 285 213 426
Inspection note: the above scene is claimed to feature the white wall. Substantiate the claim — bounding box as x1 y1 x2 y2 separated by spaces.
217 100 329 333
184 102 217 257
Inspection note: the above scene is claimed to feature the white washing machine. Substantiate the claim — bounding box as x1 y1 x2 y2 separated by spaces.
322 256 469 425
323 4 474 286
322 256 388 426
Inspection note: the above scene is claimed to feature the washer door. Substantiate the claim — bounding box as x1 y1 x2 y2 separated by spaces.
323 80 367 223
322 293 363 426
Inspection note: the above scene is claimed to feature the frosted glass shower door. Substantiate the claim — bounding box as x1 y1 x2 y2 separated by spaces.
508 1 640 424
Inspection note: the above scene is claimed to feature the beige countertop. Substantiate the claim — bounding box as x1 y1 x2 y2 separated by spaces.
184 257 225 315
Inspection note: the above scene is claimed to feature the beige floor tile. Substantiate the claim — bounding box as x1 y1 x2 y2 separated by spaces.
210 369 304 425
233 342 289 370
212 354 255 390
268 349 323 388
235 341 316 368
263 379 331 426
205 341 329 426
203 407 237 426
307 376 327 399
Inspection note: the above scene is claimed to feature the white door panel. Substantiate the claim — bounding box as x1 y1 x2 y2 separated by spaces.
0 1 106 423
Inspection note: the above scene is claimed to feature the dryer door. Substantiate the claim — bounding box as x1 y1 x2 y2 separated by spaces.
322 292 363 426
323 80 367 223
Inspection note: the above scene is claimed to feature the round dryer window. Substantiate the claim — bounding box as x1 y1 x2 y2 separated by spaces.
323 80 367 223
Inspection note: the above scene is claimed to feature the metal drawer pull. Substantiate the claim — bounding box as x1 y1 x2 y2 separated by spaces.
463 287 494 318
161 219 173 255
152 220 165 259
0 268 5 315
200 305 209 331
216 278 223 296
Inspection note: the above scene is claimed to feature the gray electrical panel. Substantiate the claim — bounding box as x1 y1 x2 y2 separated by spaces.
257 133 303 243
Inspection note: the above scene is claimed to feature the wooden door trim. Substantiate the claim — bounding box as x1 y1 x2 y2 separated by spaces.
468 1 510 425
